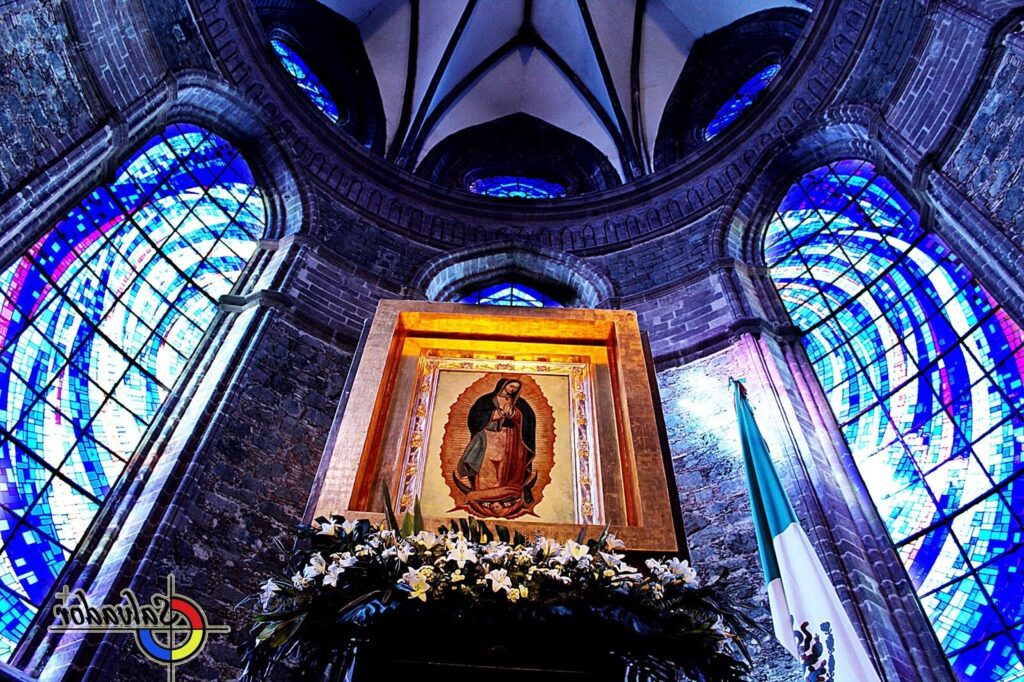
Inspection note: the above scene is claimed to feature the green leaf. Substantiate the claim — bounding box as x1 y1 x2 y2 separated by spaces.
268 613 305 649
413 497 424 534
381 482 401 532
496 524 510 543
575 525 588 544
400 511 414 538
597 522 611 547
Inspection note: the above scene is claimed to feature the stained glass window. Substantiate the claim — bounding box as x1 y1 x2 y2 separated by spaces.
765 159 1024 681
459 282 561 307
705 63 781 141
467 176 566 199
0 124 264 661
270 38 340 124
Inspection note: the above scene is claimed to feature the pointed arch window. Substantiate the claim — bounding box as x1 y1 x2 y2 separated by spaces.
0 124 265 660
705 63 780 141
270 38 341 124
765 159 1024 680
459 282 561 308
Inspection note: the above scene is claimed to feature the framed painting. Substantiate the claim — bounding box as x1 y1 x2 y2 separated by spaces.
308 300 683 552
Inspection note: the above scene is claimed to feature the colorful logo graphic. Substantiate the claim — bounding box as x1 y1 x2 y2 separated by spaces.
49 575 229 681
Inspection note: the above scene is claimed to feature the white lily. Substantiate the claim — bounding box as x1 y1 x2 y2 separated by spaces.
323 563 344 587
604 532 626 550
291 572 309 590
333 552 357 568
645 558 667 574
302 552 327 579
342 519 358 534
413 531 439 550
599 551 637 574
666 557 698 585
535 536 560 557
554 540 589 565
446 541 478 568
401 567 431 601
485 568 513 593
482 541 510 562
316 519 342 536
258 579 280 607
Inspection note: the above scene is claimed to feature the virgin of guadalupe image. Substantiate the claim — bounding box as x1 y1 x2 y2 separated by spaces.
453 377 539 518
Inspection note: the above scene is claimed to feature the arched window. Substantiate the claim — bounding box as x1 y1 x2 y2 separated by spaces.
765 159 1024 680
459 282 561 307
270 38 341 124
0 124 265 660
467 176 566 199
704 63 780 141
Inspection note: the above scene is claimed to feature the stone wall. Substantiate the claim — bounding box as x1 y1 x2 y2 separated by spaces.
658 349 801 681
92 315 351 681
946 39 1024 245
0 1 102 201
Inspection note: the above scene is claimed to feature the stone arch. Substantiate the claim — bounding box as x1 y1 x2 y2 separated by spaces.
413 242 617 309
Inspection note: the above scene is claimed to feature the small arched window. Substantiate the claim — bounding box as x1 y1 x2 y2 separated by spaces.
704 63 780 141
766 159 1024 680
459 282 562 308
467 176 566 199
0 124 265 660
270 38 341 124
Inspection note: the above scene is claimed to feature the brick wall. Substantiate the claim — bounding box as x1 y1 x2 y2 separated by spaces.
94 315 351 681
885 6 987 155
839 0 928 107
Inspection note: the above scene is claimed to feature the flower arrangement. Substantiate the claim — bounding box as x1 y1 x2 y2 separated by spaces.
240 496 761 681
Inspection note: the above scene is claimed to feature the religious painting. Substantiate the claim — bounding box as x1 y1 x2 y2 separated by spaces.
311 301 683 552
443 374 552 519
398 354 600 525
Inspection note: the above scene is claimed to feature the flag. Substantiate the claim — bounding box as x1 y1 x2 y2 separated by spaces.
732 379 880 682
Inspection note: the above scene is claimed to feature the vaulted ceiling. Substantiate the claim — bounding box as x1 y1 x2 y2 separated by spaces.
317 0 808 182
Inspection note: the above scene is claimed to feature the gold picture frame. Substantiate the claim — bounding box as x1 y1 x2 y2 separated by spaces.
308 300 681 552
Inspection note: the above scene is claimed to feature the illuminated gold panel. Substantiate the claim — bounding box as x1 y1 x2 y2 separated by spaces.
309 300 680 552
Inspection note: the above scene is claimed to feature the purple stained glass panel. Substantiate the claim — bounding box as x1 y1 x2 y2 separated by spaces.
766 160 1024 679
467 176 566 199
0 124 264 662
705 63 781 140
458 282 561 308
270 39 340 124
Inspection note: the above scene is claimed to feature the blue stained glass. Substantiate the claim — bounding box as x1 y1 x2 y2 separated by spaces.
467 176 566 199
270 39 340 124
0 586 34 662
705 63 781 140
458 282 561 308
0 124 264 661
949 636 1024 680
766 160 1024 679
